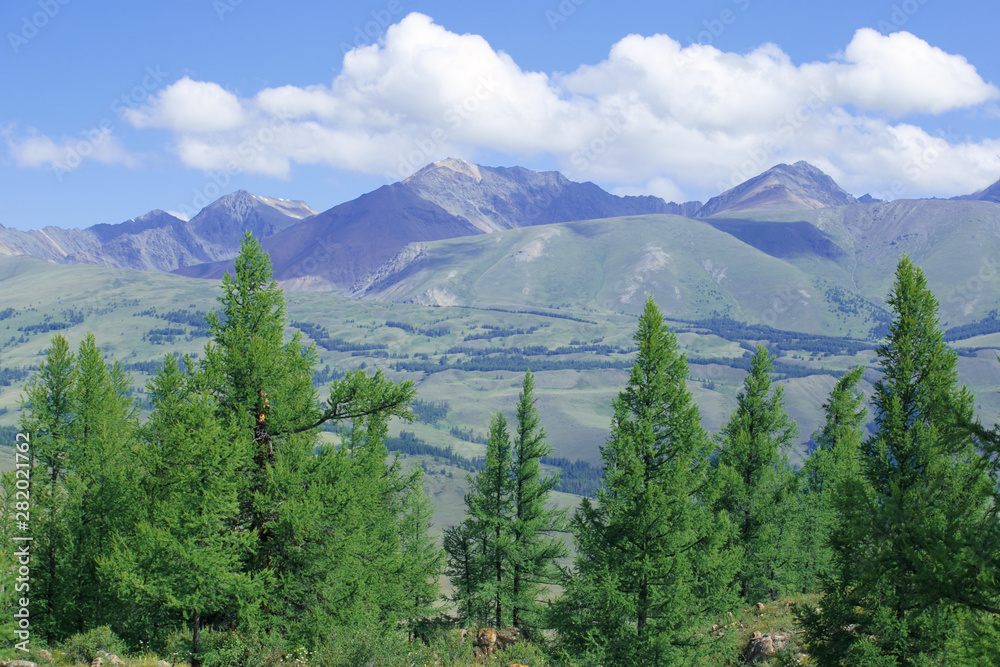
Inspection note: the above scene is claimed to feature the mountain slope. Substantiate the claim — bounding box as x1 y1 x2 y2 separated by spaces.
356 214 880 337
696 161 857 217
954 178 1000 204
402 158 701 231
177 184 481 290
0 192 315 273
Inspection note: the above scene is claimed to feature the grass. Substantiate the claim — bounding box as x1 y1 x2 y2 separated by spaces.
3 253 1000 536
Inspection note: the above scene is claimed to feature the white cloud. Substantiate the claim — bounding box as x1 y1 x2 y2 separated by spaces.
125 77 246 132
22 14 1000 199
831 29 998 115
5 127 140 173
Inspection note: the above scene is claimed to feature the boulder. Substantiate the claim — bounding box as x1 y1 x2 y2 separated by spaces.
743 630 790 663
3 661 39 667
473 627 520 657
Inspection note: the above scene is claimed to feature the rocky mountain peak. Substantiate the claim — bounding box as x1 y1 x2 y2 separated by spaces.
405 157 484 184
696 161 856 217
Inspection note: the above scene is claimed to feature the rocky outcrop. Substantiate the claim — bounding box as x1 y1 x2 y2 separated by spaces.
743 630 791 663
472 627 521 658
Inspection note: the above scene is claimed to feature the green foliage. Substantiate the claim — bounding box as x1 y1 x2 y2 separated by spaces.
802 256 1000 664
101 355 260 667
60 625 126 663
714 343 799 602
509 371 567 636
555 296 736 665
795 365 867 592
444 372 566 636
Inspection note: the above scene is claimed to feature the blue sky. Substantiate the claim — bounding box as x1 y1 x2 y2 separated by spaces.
2 0 999 230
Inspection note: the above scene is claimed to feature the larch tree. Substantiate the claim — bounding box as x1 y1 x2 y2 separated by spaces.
555 296 736 665
801 256 1000 664
198 233 420 639
17 334 76 640
62 333 141 635
713 344 798 603
459 411 515 629
509 371 566 638
795 365 866 593
102 355 260 667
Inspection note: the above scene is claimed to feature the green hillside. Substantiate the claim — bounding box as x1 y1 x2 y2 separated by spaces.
4 250 1000 533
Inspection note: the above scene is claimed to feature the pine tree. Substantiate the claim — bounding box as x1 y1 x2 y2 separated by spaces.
466 412 515 628
102 356 259 667
199 233 420 638
62 333 140 635
17 334 75 639
555 296 736 665
509 371 566 638
801 256 1000 663
795 365 866 593
714 344 797 603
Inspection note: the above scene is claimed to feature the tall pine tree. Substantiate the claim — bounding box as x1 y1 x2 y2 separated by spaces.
555 296 736 665
795 365 866 593
102 356 259 667
801 256 1000 664
713 344 797 603
509 371 566 638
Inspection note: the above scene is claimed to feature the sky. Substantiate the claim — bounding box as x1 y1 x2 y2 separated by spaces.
2 0 999 230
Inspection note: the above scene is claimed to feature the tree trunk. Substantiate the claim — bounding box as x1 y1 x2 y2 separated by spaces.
191 609 201 667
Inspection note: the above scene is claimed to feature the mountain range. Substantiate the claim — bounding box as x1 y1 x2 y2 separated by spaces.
3 158 999 333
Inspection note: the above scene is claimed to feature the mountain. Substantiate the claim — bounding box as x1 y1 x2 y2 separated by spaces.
177 158 703 291
695 161 857 217
0 191 315 272
401 158 701 231
954 178 1000 204
176 184 481 290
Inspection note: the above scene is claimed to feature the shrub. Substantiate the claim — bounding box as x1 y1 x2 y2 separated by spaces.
61 626 126 663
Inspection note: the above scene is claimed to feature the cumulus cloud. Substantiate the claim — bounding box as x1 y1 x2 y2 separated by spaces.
125 77 246 132
5 126 140 174
81 14 1000 198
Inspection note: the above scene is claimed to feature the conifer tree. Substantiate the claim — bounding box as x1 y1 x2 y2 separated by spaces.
801 256 1000 663
509 371 566 637
62 334 140 635
199 233 420 638
714 344 797 603
795 365 866 592
555 296 735 665
395 464 443 630
17 334 76 639
468 412 515 628
102 356 259 667
443 519 486 625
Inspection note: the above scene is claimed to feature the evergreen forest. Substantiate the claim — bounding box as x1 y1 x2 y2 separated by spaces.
3 235 999 666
